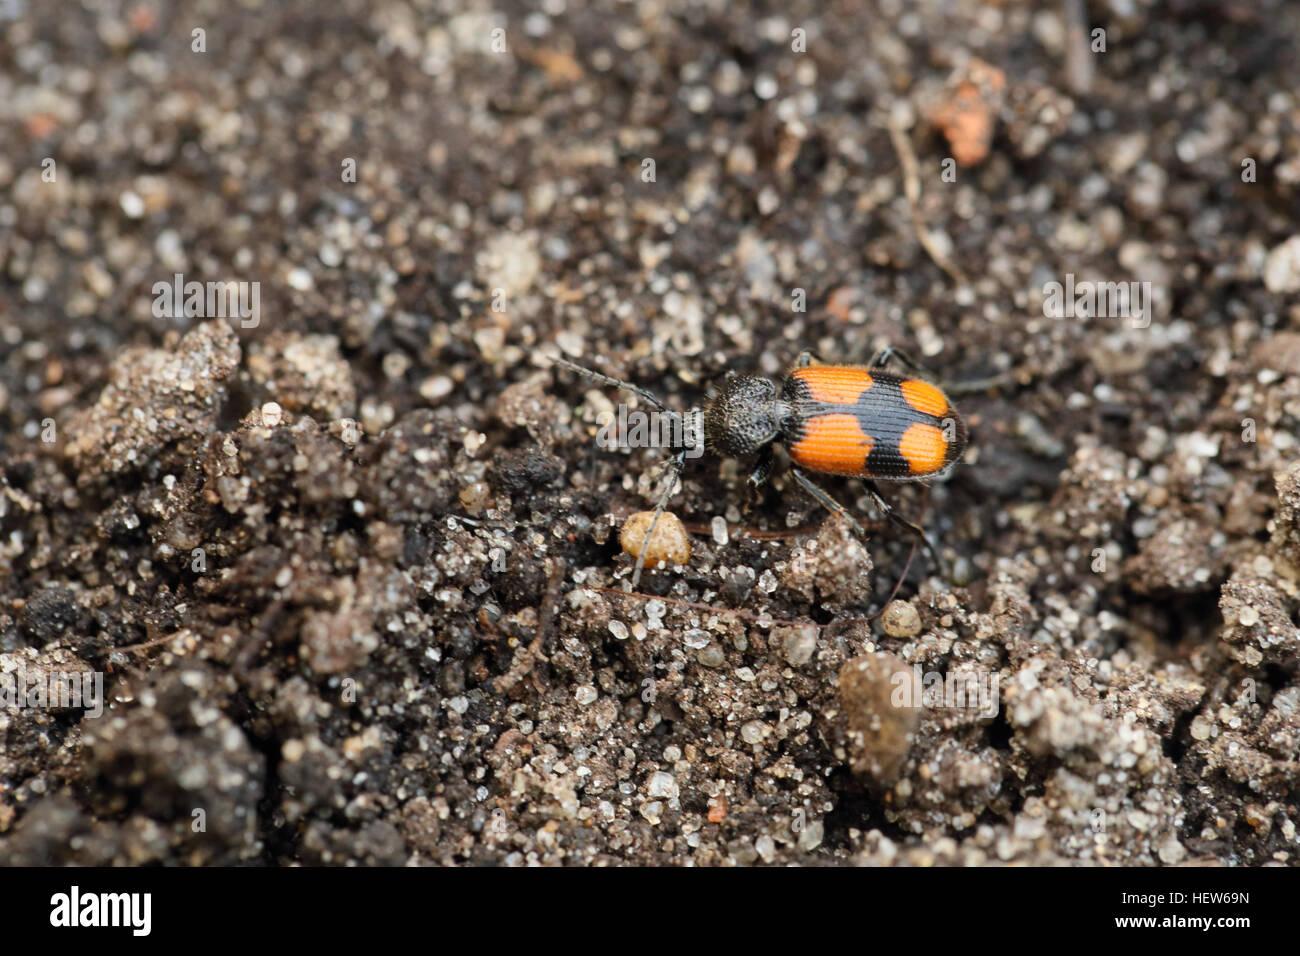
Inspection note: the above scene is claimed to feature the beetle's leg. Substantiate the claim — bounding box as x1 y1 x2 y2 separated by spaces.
862 480 944 574
742 447 775 520
942 370 1021 396
644 445 683 484
794 350 824 368
790 468 870 540
868 345 935 378
631 449 688 589
792 470 945 573
551 356 668 412
871 344 1020 397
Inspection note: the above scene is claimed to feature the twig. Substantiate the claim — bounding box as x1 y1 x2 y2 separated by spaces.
887 115 969 286
495 558 566 695
1062 0 1094 95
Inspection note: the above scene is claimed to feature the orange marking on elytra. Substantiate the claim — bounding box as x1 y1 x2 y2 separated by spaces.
899 422 948 475
790 413 873 476
792 366 874 405
899 379 948 417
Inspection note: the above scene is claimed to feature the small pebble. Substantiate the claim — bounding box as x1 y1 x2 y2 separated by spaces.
337 418 361 444
781 626 818 666
697 646 725 668
711 515 729 546
119 191 145 218
619 511 691 569
420 376 454 401
882 599 923 638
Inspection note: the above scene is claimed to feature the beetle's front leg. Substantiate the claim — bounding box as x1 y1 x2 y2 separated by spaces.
743 447 774 518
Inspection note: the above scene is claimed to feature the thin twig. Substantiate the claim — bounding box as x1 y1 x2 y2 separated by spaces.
887 115 969 286
111 631 191 654
496 558 566 695
1062 0 1094 95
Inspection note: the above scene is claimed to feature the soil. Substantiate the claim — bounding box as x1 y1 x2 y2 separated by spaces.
2 0 1299 866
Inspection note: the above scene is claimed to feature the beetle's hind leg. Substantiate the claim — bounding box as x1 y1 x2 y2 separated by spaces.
870 345 1018 396
792 467 945 574
942 370 1021 397
790 468 871 541
863 480 945 574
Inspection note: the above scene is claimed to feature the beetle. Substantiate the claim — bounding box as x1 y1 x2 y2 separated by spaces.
553 346 968 586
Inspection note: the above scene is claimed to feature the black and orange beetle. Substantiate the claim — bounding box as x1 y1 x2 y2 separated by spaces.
553 346 968 585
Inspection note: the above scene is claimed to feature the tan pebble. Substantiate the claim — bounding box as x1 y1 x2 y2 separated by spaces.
882 599 922 638
620 511 691 568
459 482 490 511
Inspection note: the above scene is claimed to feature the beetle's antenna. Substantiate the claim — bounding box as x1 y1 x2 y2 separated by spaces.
550 357 669 412
550 356 690 586
632 448 687 588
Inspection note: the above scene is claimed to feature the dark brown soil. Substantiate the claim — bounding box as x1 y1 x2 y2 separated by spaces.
2 0 1299 865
